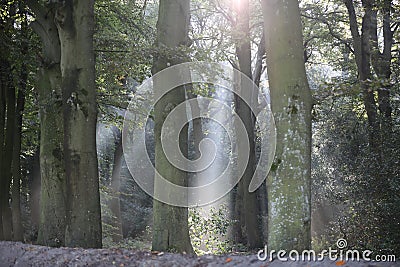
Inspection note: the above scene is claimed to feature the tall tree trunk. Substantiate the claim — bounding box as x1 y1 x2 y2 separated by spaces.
0 2 16 240
0 57 6 241
11 89 25 242
0 43 6 240
0 57 15 241
151 0 194 254
262 0 312 251
11 22 28 239
56 0 102 248
29 1 67 247
233 0 263 249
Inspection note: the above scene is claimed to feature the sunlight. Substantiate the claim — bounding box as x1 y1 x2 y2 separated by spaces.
230 0 244 12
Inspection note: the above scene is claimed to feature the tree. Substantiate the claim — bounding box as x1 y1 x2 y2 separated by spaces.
0 1 17 240
233 0 263 249
262 0 312 251
10 2 29 242
55 0 102 248
28 0 67 247
151 0 194 253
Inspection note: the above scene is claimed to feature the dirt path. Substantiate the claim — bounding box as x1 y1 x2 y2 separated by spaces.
0 242 398 267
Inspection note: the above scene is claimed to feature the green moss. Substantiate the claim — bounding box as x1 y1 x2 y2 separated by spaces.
288 104 299 115
270 158 282 172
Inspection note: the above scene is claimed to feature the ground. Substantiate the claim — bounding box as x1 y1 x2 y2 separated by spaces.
0 242 398 267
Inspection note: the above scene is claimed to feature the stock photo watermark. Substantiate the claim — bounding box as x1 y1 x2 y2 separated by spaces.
257 238 396 263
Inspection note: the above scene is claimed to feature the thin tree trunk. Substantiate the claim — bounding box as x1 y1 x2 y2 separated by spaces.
55 0 102 248
234 0 263 249
30 149 41 240
11 59 27 242
109 128 123 243
0 52 6 241
370 0 393 120
262 0 312 251
1 57 16 241
344 0 381 157
253 34 266 88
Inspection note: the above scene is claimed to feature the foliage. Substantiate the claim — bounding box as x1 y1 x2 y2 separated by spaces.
312 86 400 255
189 206 233 255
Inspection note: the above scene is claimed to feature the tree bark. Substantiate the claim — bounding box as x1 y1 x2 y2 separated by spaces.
56 0 102 248
151 0 194 254
262 0 312 251
0 48 6 241
0 57 15 241
253 34 266 88
11 88 25 242
344 0 381 157
0 2 16 240
28 1 67 247
370 0 393 119
11 15 28 239
233 0 263 249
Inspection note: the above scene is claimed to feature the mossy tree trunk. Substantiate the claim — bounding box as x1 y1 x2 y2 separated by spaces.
55 0 102 248
29 0 67 247
151 0 194 254
262 0 312 251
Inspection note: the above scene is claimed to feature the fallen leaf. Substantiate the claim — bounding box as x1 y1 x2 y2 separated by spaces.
225 258 232 263
336 260 346 266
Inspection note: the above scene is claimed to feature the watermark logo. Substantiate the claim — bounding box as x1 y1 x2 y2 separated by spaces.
257 238 396 263
122 61 276 207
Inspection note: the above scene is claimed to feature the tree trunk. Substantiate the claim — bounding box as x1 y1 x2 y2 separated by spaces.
0 49 6 241
29 149 41 241
234 0 263 249
28 1 67 247
344 0 381 157
0 57 15 241
109 128 123 243
262 0 312 251
370 0 393 121
151 0 194 254
0 1 13 241
11 43 27 241
253 34 266 88
11 92 24 242
56 0 102 248
36 65 67 247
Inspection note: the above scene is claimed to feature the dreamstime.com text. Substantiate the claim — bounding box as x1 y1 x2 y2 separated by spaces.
257 239 396 263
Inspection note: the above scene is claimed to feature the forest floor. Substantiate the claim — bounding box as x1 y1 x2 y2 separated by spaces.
0 241 398 267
